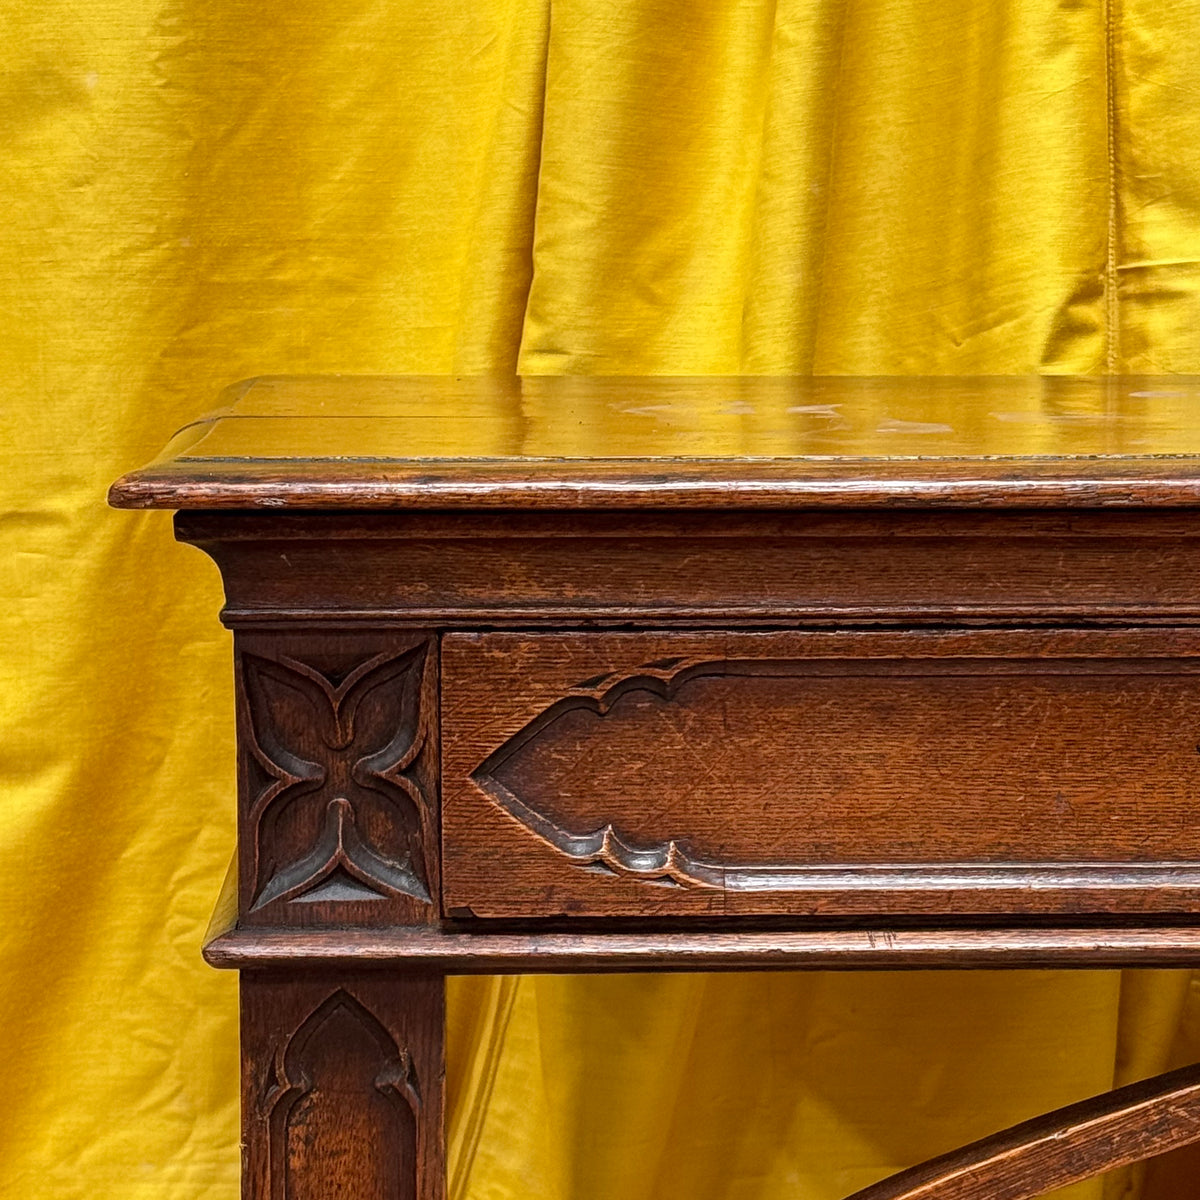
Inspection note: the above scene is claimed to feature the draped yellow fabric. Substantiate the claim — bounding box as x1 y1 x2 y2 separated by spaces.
5 1 1200 1197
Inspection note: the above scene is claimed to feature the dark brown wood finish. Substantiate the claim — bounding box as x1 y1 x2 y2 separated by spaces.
114 454 1200 511
178 509 1200 626
108 375 1200 511
108 377 1200 1200
205 923 1200 973
443 628 1200 918
235 628 439 928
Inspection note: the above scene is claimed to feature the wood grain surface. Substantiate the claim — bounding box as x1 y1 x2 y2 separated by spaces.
107 376 1200 510
241 971 444 1200
206 924 1200 973
442 629 1200 919
235 628 440 928
180 509 1200 626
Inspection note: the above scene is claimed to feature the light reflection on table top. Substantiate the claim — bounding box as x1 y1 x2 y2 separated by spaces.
165 376 1200 464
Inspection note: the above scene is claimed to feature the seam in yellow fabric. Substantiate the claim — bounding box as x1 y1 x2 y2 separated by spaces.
515 1 554 366
811 1 852 372
1104 0 1122 372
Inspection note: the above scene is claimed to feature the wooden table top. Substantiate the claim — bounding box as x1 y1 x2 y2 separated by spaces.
109 375 1200 510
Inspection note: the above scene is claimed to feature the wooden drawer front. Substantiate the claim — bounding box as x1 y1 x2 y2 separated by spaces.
441 630 1200 919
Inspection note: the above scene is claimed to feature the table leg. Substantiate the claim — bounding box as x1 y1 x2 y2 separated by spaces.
240 969 445 1200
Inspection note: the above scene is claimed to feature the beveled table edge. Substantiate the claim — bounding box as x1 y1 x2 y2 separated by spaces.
109 458 1200 511
203 924 1200 973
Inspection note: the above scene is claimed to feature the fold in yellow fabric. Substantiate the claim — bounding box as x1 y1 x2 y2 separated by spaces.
3 1 1200 1198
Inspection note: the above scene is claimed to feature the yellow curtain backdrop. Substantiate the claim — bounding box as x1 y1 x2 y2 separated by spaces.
4 1 1200 1197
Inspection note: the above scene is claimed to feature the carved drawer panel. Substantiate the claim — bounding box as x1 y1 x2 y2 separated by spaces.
441 630 1200 919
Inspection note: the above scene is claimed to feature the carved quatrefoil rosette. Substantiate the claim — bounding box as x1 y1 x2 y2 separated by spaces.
238 639 436 919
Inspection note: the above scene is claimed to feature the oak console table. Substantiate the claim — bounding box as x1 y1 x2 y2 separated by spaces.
111 376 1200 1200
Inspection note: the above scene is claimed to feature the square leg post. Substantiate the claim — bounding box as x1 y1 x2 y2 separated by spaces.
241 970 446 1200
229 626 446 1199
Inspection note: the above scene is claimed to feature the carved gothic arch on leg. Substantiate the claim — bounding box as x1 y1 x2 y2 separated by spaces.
242 973 445 1200
261 989 421 1200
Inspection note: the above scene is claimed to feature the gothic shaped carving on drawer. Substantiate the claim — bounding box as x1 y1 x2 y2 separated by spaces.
468 649 1200 901
260 990 421 1200
237 635 437 922
472 657 738 889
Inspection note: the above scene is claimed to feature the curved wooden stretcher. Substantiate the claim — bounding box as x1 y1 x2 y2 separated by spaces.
848 1061 1200 1199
